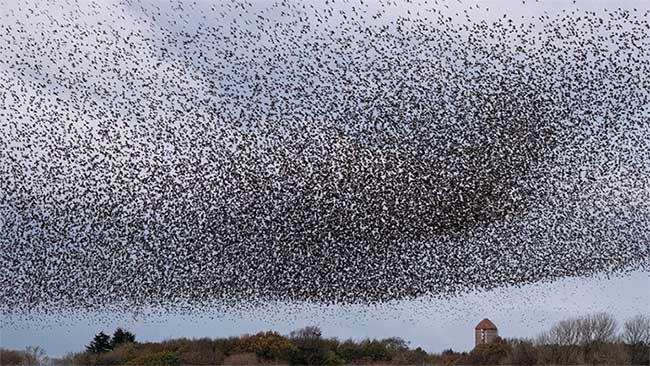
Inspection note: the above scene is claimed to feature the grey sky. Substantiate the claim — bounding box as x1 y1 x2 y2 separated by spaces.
1 0 649 359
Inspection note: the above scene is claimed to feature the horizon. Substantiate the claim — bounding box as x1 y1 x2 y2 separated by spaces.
3 271 648 358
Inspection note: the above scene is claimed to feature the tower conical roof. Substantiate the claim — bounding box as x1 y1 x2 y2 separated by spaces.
475 318 497 330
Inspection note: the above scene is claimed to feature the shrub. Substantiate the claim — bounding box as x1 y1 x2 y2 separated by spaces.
0 349 25 366
464 339 511 365
223 352 259 366
125 350 179 366
0 347 46 366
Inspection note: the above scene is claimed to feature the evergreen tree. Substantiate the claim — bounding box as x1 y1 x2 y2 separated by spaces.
86 332 113 354
111 327 136 348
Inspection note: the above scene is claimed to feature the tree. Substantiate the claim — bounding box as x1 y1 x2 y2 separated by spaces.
126 350 179 366
111 327 136 348
289 326 322 340
544 318 581 345
622 314 650 366
465 338 511 365
360 340 393 362
622 314 650 345
579 312 617 344
436 348 463 365
23 346 47 366
86 331 113 354
405 346 429 365
534 344 584 365
0 349 25 366
289 326 329 365
0 348 46 366
382 337 409 352
542 312 617 346
240 331 297 362
336 339 362 362
583 341 631 365
503 340 536 365
222 353 259 366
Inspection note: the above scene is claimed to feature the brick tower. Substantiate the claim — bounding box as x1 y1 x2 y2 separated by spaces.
475 318 498 347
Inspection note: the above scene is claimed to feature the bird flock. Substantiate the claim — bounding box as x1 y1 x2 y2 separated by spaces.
0 0 649 318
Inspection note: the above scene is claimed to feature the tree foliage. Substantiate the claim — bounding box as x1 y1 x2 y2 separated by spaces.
85 332 113 354
0 347 47 366
111 327 136 348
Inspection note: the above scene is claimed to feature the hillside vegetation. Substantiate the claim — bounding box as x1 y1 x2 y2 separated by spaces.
2 313 648 365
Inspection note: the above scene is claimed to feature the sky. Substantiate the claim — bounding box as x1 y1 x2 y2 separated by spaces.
1 0 649 359
1 271 648 357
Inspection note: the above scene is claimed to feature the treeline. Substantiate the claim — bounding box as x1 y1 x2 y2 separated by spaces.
0 346 47 366
54 326 431 366
2 312 648 365
446 313 650 366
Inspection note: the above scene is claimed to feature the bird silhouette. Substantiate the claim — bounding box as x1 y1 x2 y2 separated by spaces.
0 0 648 319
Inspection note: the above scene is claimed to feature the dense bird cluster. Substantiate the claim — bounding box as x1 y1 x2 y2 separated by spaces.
0 0 649 317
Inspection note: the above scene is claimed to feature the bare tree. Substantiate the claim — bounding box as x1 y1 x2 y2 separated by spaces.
545 318 581 345
23 346 47 366
538 312 617 346
577 312 618 344
622 314 650 345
